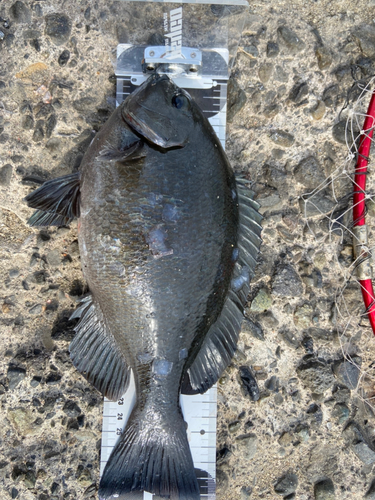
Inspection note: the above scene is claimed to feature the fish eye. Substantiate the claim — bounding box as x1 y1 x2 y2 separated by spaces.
172 94 189 110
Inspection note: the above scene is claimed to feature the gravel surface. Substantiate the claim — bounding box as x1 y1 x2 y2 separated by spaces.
1 1 375 499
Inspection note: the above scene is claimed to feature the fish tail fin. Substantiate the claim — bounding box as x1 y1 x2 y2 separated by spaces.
99 404 200 500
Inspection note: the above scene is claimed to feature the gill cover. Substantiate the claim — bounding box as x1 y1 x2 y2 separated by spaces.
122 74 193 149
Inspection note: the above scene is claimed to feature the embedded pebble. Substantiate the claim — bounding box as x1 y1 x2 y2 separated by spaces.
309 100 326 120
250 288 272 312
45 13 72 46
351 24 375 57
9 1 31 23
227 77 247 122
297 355 335 393
293 156 325 190
58 49 70 66
0 164 12 185
239 366 260 401
314 478 335 500
315 46 332 70
267 41 279 57
272 263 303 297
277 26 306 54
274 472 298 496
269 130 295 147
258 62 273 83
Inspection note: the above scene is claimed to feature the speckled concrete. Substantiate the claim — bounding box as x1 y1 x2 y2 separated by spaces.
1 1 375 499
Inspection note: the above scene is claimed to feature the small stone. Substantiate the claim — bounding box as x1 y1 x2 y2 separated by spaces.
293 156 325 190
277 26 305 54
289 82 308 103
278 328 300 348
15 62 49 84
307 327 334 342
299 195 335 217
333 360 360 389
309 100 326 120
243 44 258 57
46 372 61 384
32 120 44 142
272 263 303 297
22 115 34 130
332 119 351 144
63 400 81 417
9 268 19 278
30 38 40 52
250 288 272 312
274 65 288 82
227 77 247 122
45 13 72 46
58 49 70 66
267 41 279 57
0 164 12 185
258 63 273 83
9 1 31 23
7 366 26 389
265 375 279 392
242 316 264 341
11 488 18 499
236 433 258 459
352 442 375 465
314 478 335 499
293 304 313 329
239 366 260 401
228 420 241 433
365 477 375 498
29 304 42 315
8 408 39 435
274 472 298 496
323 85 339 107
30 376 41 387
297 355 335 394
269 130 294 147
315 47 332 70
45 114 57 138
73 96 96 113
351 25 375 57
46 137 61 151
331 403 349 424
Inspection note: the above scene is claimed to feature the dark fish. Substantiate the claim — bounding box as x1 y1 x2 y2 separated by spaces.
24 74 262 500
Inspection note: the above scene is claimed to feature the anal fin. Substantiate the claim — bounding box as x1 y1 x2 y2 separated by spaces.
182 179 262 395
24 172 80 226
69 295 130 401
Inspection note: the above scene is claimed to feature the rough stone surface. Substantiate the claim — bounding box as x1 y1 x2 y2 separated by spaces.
314 478 335 499
1 2 375 500
272 263 303 297
44 13 72 46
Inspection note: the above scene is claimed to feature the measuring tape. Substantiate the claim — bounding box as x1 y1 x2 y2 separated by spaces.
99 43 230 498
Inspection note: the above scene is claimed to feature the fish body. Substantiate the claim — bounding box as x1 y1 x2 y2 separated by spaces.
24 74 262 500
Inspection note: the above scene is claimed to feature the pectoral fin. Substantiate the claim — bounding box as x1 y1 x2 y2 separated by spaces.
24 172 81 226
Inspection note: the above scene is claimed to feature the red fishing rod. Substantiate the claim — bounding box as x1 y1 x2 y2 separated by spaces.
352 88 375 334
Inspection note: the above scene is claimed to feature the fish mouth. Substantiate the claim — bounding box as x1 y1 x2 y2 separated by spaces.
123 109 170 148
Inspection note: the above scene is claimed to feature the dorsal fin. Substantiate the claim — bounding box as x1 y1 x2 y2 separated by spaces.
181 179 262 395
69 295 130 401
24 172 81 226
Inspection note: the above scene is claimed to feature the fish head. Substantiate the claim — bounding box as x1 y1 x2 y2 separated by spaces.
122 73 195 149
